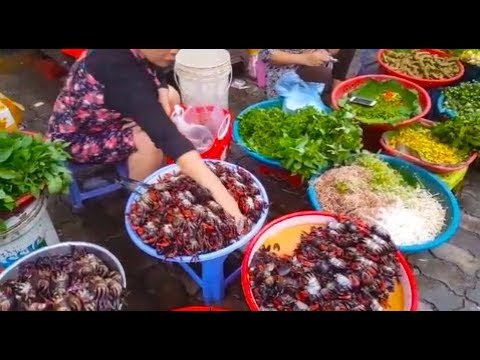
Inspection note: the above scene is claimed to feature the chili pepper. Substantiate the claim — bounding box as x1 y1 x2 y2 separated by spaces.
382 91 401 104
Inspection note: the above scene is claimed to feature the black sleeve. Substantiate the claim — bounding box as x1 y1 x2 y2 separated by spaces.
154 68 169 89
85 50 194 160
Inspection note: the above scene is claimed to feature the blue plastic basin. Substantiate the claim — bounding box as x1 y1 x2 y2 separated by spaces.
124 159 270 263
307 154 461 253
233 97 333 169
232 97 285 169
436 92 457 120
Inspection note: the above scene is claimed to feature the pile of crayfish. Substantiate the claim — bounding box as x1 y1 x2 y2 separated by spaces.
128 162 267 258
0 249 125 311
249 220 401 311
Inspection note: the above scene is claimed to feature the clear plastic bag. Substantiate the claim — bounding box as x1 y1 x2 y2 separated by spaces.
275 70 331 114
183 105 230 137
171 105 215 152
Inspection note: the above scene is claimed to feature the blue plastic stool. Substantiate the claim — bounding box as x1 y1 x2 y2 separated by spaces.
68 161 128 212
178 255 241 304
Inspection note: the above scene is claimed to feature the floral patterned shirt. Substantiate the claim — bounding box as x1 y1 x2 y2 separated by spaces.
259 49 325 98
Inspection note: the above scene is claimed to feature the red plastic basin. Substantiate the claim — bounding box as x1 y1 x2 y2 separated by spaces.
241 211 419 311
377 49 464 89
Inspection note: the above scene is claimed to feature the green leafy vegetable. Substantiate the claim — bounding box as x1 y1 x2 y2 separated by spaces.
431 113 480 153
443 81 480 117
339 79 422 124
353 153 408 191
238 106 363 179
0 131 72 214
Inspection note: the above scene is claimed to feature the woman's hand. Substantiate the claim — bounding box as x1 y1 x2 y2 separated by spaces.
176 151 248 232
300 50 332 67
221 201 247 233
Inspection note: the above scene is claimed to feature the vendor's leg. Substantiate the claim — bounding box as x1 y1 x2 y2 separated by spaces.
128 127 164 181
332 49 356 88
358 49 381 75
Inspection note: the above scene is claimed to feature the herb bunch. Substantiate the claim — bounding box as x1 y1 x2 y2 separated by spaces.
238 106 363 179
0 132 72 218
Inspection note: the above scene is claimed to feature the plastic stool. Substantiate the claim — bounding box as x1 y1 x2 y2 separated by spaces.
124 160 269 305
178 255 240 305
68 161 128 212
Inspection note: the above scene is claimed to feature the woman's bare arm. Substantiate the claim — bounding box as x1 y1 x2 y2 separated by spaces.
266 50 332 67
177 150 245 223
269 50 309 66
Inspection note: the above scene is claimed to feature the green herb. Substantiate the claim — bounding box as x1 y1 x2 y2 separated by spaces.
443 81 480 116
431 113 480 153
353 153 408 191
339 79 422 124
0 131 72 214
335 181 349 194
238 106 363 179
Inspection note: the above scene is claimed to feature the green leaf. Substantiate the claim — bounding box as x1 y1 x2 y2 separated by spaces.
338 98 348 107
0 169 18 179
18 135 33 148
0 147 13 163
239 106 363 179
46 175 63 194
0 132 72 210
342 79 422 124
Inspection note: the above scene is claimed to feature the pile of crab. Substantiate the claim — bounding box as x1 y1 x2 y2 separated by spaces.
128 162 267 258
0 249 126 311
249 219 402 311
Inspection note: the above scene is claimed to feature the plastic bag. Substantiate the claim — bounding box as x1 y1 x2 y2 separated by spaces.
275 71 331 114
183 105 227 138
0 92 24 132
171 105 214 152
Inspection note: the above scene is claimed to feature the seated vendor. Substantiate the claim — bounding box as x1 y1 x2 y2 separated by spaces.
259 49 356 102
47 49 245 227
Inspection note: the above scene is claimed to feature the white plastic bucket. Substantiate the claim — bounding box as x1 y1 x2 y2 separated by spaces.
174 49 233 109
0 194 60 269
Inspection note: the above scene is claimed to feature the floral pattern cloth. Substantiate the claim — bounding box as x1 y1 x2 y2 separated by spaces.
47 49 160 164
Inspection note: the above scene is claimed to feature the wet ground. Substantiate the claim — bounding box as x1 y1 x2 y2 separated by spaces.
2 49 480 311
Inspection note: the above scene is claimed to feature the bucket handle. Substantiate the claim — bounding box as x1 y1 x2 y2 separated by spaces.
226 71 233 92
217 113 231 140
174 67 234 101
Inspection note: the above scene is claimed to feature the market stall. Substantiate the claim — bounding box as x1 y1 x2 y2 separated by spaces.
0 48 478 311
